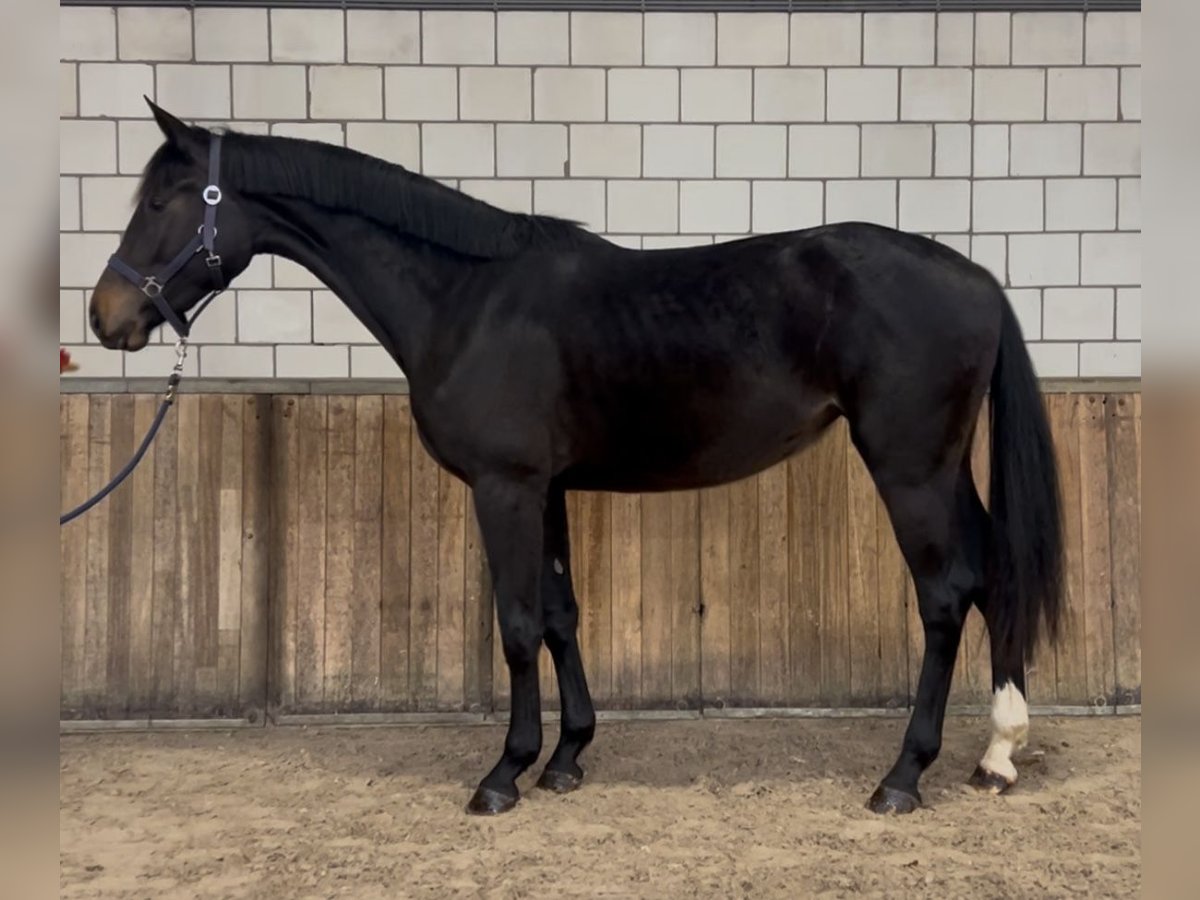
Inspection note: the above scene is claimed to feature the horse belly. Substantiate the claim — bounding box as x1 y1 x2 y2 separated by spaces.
563 391 840 493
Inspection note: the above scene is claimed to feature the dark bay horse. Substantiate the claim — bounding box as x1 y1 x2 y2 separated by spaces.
88 102 1063 816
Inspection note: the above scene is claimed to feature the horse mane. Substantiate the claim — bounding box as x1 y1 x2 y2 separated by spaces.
141 127 598 260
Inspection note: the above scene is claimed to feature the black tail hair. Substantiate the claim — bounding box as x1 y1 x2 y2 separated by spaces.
987 301 1065 674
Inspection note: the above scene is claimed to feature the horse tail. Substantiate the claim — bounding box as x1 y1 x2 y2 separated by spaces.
986 300 1064 674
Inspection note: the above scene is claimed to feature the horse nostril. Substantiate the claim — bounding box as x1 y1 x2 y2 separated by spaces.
89 308 102 336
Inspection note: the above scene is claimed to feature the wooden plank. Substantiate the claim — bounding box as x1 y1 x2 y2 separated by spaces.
699 484 731 707
575 491 612 706
436 468 467 709
193 395 224 705
610 493 642 708
954 608 990 706
150 393 179 713
875 490 911 708
817 423 851 706
104 395 134 717
380 396 413 706
239 395 270 719
1107 393 1140 705
295 396 327 710
846 444 880 706
963 404 994 704
728 475 759 703
538 634 556 710
60 396 90 713
670 490 701 708
173 394 200 715
788 454 822 707
1023 394 1057 706
323 396 356 710
463 492 492 713
1079 395 1115 707
351 396 383 709
127 395 158 715
83 395 112 714
409 433 441 710
268 397 299 715
216 396 244 713
1048 394 1088 705
639 493 673 706
758 464 790 705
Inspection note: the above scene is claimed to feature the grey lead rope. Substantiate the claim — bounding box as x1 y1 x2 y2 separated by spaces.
60 341 188 526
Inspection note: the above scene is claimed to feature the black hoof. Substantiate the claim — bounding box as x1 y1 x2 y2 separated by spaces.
867 785 922 815
466 786 518 815
537 768 583 794
968 765 1015 795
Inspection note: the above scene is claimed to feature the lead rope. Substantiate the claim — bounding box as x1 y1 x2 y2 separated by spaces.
59 339 190 526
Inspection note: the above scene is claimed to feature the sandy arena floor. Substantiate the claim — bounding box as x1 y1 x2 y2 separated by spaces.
60 716 1140 898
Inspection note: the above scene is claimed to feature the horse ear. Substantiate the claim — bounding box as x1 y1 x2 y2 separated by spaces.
145 97 203 156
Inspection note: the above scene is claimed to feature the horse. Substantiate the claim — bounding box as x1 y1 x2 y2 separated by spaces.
88 100 1063 816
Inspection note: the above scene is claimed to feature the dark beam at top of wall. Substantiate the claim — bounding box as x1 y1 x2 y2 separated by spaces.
59 1 1143 14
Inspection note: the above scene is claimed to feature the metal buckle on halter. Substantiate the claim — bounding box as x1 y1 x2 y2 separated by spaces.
205 254 222 269
142 276 163 298
164 338 188 402
202 185 222 206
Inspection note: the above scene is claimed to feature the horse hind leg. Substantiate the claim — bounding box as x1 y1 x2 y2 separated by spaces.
969 674 1029 794
936 460 1032 796
866 463 987 813
968 481 1031 795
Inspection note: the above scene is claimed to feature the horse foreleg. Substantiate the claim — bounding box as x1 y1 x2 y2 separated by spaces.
467 476 547 815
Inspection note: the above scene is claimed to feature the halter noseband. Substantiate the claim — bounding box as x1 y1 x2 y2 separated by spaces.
105 134 227 339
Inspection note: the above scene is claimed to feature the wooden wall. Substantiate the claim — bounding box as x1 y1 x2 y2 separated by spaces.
59 391 1141 720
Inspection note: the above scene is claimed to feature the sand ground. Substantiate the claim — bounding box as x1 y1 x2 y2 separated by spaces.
60 715 1140 898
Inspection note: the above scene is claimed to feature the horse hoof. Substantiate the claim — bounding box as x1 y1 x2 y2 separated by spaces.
466 787 518 815
867 785 922 815
537 768 583 794
968 765 1015 795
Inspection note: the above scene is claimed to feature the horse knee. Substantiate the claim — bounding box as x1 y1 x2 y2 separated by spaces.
500 618 543 669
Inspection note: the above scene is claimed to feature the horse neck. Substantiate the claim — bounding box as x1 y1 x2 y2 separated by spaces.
246 194 466 382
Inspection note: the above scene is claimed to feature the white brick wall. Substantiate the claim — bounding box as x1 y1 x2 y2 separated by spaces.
497 12 569 65
644 126 712 178
346 11 419 64
61 8 1141 381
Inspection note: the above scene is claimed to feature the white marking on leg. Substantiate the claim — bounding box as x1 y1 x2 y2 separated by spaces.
979 681 1029 785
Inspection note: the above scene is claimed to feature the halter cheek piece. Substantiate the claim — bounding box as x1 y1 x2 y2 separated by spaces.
105 133 227 339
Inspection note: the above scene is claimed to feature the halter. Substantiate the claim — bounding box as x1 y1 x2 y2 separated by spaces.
61 133 228 527
105 133 227 340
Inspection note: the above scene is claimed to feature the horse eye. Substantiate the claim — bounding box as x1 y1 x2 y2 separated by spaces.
148 197 166 212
